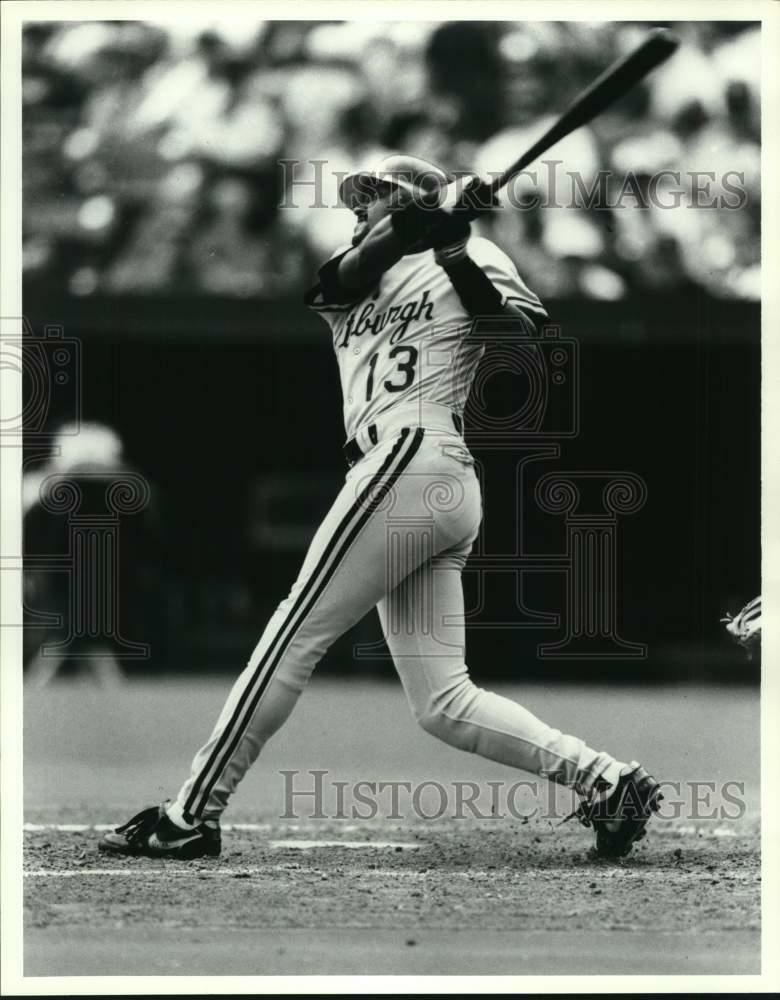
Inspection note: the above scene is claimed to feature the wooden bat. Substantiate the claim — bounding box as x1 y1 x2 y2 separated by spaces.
488 28 680 196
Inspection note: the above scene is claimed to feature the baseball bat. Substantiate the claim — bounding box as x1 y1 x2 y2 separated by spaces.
488 28 680 195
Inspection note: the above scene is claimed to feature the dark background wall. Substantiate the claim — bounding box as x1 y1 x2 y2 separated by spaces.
23 289 760 683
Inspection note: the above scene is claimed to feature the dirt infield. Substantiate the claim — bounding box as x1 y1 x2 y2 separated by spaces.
24 817 760 975
22 678 761 976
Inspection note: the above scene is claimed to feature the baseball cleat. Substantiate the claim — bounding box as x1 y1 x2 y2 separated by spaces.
98 803 221 859
570 762 663 859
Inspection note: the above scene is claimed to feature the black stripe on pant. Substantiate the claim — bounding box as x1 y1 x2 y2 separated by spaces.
184 427 425 819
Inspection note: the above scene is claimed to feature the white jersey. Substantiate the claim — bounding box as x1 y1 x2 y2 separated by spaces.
306 237 548 440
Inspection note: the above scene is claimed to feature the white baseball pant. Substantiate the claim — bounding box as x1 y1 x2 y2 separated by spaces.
173 406 625 821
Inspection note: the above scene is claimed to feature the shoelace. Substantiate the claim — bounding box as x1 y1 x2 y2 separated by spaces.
114 805 160 843
561 798 596 828
564 778 664 830
560 777 613 828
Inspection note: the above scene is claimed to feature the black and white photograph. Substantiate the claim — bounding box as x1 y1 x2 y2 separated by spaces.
1 1 777 992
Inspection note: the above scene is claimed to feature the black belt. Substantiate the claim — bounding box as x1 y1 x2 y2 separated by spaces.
343 413 463 468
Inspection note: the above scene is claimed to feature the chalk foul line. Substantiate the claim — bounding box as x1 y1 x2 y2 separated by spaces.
23 822 741 838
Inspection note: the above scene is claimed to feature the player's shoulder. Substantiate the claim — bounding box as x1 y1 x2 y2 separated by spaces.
467 236 519 274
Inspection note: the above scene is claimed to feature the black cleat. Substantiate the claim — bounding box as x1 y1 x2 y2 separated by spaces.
572 762 663 859
99 803 221 859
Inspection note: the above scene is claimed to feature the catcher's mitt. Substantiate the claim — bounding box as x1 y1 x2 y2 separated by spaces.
721 595 761 656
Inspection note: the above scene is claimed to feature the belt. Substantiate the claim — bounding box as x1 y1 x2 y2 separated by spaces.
343 412 463 468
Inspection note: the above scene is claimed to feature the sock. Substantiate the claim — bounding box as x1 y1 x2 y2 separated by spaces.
598 759 628 794
166 800 199 830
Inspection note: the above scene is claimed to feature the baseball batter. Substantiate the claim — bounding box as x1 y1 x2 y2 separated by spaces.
101 155 661 861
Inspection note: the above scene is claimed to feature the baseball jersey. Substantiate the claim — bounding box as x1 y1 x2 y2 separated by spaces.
305 237 548 440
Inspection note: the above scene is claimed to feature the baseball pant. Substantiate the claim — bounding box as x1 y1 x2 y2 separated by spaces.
174 419 625 822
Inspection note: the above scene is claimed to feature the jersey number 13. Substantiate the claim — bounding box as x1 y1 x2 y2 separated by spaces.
366 345 419 401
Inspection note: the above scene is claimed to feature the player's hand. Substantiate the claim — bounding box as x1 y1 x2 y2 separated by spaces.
430 214 472 268
390 197 434 247
439 175 500 218
391 174 497 248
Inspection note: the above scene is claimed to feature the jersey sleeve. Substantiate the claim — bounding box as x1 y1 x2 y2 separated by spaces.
467 237 549 328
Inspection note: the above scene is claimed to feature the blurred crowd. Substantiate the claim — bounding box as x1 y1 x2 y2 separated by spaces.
23 19 760 301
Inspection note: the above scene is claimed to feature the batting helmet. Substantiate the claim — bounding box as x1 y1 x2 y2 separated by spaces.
338 153 453 212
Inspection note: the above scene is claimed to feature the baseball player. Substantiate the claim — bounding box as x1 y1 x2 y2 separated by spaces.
100 155 662 862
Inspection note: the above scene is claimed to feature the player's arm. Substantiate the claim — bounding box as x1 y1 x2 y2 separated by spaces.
429 213 546 334
383 175 546 331
311 194 483 305
305 216 416 307
335 217 408 294
309 197 438 306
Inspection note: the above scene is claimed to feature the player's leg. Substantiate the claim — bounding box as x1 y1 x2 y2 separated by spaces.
171 428 434 825
377 544 627 795
101 429 435 855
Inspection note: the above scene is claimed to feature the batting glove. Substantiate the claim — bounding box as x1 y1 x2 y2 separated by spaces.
721 595 761 656
390 174 498 247
439 175 500 219
390 199 435 247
